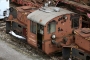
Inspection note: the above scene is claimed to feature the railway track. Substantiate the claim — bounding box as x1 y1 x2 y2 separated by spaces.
0 20 6 30
0 21 5 26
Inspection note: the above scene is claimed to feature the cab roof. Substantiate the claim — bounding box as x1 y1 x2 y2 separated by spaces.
27 7 74 26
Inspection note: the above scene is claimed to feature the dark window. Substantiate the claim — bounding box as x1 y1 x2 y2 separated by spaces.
71 14 80 28
30 21 36 34
48 22 56 33
71 17 79 28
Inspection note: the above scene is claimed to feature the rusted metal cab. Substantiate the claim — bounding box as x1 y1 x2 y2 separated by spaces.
6 6 38 38
72 28 90 60
27 7 82 54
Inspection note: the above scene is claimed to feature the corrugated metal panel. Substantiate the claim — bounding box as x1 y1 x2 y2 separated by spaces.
27 7 74 26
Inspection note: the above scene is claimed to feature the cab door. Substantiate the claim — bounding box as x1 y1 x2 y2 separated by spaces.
37 24 44 50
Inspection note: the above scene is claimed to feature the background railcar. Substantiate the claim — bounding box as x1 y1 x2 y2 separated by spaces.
0 0 10 20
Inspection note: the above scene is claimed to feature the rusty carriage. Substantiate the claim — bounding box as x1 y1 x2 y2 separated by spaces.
6 6 82 59
71 28 90 60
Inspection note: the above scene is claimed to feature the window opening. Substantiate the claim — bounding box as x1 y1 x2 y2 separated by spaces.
30 21 36 34
48 21 56 33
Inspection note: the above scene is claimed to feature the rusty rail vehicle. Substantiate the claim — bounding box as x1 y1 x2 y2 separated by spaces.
6 5 82 59
6 0 90 60
8 0 90 60
56 0 90 28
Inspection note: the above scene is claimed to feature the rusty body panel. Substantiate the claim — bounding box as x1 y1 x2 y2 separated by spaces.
70 28 90 60
26 7 82 54
6 6 38 37
75 28 90 52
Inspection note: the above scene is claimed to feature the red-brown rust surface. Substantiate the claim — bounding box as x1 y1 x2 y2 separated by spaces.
75 28 90 52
